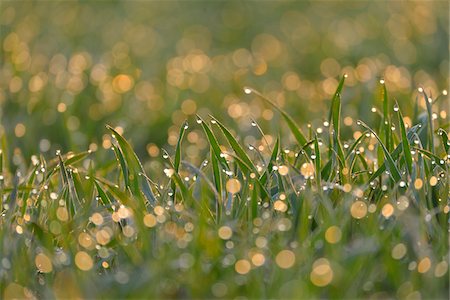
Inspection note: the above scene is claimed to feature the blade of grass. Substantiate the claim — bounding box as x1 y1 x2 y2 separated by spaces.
395 102 413 175
357 120 401 182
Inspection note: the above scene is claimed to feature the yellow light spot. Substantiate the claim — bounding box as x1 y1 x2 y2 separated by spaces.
56 207 69 222
14 123 26 137
275 250 296 269
15 225 23 234
417 257 431 273
300 163 315 178
57 103 67 113
235 259 251 274
434 261 448 277
274 200 288 212
154 206 165 216
444 206 450 214
181 99 197 115
310 258 333 287
75 251 93 271
350 201 367 219
414 179 423 189
251 253 266 267
429 176 438 186
146 143 160 157
278 165 289 176
218 226 233 240
112 74 134 93
325 226 342 244
35 253 53 273
143 214 157 228
95 229 111 245
78 232 94 249
90 213 103 225
381 203 394 218
102 261 109 269
122 225 135 237
397 196 409 211
117 206 130 219
226 179 241 194
343 116 353 126
391 243 407 260
343 183 352 193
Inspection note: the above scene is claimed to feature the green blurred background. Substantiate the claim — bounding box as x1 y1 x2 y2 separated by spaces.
0 0 448 163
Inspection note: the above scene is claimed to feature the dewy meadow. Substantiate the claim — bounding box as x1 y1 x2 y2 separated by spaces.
0 1 449 299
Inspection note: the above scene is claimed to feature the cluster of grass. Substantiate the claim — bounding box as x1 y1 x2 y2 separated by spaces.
0 77 448 299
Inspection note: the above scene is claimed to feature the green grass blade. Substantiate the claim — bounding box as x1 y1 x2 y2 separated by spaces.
197 116 229 171
245 87 309 150
395 102 413 175
358 120 401 182
211 116 257 173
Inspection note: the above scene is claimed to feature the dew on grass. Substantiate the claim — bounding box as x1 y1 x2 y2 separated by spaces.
243 87 252 94
164 168 175 178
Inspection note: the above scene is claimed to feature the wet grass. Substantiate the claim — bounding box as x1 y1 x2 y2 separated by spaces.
0 78 449 299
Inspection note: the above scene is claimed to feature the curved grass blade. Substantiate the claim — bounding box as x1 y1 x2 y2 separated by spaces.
211 116 257 174
245 87 309 152
106 125 156 206
197 116 229 171
358 120 401 182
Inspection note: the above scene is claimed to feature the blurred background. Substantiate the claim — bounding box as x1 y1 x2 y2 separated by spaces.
0 0 448 164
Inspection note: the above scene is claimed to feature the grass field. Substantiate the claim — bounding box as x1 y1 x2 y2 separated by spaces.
0 1 449 299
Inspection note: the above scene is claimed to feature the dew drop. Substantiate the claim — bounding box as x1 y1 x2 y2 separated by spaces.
393 104 399 112
243 87 252 94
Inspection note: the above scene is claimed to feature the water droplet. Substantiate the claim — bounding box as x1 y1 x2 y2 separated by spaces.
210 119 217 124
356 120 361 125
379 79 385 84
393 104 399 112
251 121 257 127
183 122 189 130
243 87 252 94
56 150 61 156
196 118 202 124
418 87 423 93
343 74 348 78
371 107 377 113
